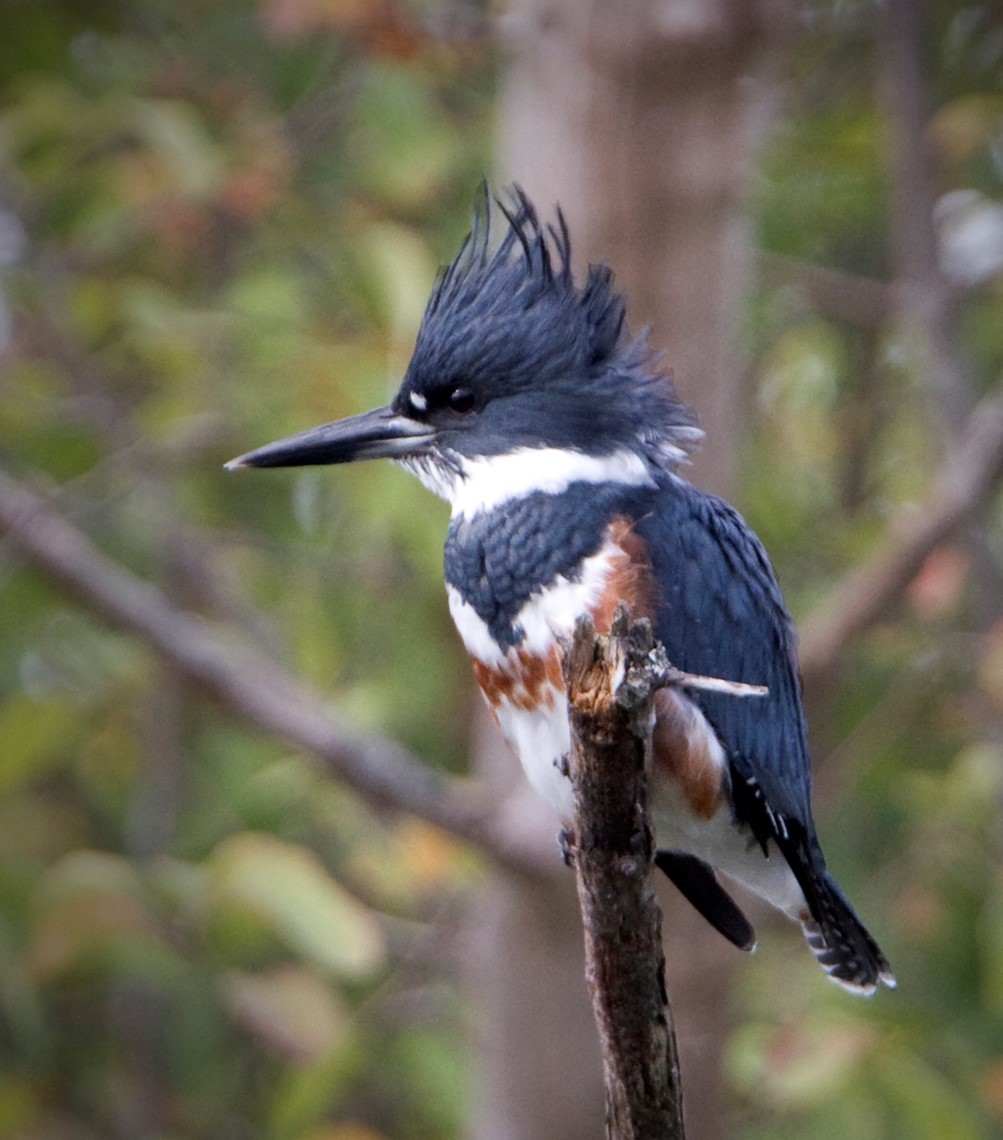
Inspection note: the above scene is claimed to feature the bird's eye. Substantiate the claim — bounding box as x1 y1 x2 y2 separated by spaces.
448 387 476 414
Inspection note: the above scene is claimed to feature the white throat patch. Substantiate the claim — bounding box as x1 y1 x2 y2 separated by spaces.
398 446 655 518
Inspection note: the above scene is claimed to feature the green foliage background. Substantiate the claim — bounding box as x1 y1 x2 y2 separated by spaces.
1 2 1002 1138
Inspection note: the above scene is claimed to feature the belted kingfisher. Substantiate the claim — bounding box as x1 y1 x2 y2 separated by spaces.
228 187 895 995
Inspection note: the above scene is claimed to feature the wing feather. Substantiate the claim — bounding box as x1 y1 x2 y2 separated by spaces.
637 481 815 832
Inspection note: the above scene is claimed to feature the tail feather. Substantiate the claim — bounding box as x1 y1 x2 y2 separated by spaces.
801 869 895 996
655 849 757 952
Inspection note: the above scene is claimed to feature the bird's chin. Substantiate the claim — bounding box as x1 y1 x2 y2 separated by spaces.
394 451 462 503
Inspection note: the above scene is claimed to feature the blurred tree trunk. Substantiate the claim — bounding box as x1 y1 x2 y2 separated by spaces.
877 0 1003 629
466 3 782 1139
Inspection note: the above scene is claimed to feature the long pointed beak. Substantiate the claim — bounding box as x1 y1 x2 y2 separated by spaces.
225 405 435 470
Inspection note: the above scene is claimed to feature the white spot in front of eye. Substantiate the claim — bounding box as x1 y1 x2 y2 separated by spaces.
409 392 428 412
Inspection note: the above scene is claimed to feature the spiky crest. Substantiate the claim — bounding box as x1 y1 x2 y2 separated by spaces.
398 185 701 468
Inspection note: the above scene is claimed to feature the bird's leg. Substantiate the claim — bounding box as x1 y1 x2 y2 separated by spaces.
558 826 577 867
555 748 578 864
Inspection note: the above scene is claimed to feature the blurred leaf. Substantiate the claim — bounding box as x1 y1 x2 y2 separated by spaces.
729 1018 875 1109
983 1055 1003 1129
221 964 349 1061
353 221 436 341
129 98 225 199
0 790 90 867
209 832 387 978
350 62 464 210
269 1039 366 1140
0 693 80 793
341 815 470 910
388 1026 468 1138
299 1125 388 1140
0 1071 38 1137
931 94 1003 171
873 1049 985 1140
977 622 1003 712
25 851 157 982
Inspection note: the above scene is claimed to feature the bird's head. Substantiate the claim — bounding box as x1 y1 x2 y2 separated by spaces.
227 187 701 508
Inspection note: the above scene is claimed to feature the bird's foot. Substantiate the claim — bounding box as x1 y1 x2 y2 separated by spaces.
558 827 577 867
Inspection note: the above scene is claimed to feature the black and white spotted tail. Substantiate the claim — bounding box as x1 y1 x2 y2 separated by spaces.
801 869 896 995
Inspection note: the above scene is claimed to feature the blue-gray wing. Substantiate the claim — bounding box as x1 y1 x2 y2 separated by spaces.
636 481 815 834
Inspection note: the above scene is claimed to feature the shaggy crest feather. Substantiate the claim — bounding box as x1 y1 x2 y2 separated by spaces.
398 185 702 468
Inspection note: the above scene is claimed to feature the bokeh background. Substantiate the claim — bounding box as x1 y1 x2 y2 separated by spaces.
2 1 1003 1138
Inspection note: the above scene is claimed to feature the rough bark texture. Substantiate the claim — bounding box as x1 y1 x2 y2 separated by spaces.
564 613 685 1140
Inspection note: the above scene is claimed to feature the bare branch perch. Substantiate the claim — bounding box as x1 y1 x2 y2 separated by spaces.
0 466 543 878
564 610 685 1140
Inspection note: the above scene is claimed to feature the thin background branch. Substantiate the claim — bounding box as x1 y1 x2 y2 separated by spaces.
798 390 1003 683
0 466 540 880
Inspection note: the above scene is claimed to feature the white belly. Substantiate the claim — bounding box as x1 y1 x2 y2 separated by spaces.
493 678 806 920
652 790 805 918
494 692 575 820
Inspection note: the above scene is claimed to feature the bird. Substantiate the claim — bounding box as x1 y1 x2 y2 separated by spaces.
227 186 895 995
